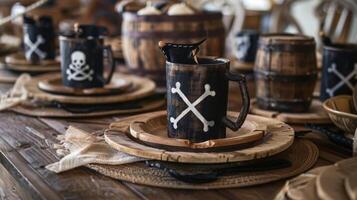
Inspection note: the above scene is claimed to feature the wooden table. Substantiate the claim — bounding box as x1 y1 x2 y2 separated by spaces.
0 81 351 200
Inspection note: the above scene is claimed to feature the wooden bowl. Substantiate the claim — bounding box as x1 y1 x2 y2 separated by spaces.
322 95 357 133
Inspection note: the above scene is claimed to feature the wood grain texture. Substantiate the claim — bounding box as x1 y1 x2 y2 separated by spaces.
122 12 225 86
254 34 317 112
106 111 294 163
38 73 132 96
5 52 59 66
88 139 318 189
24 73 156 104
0 79 351 200
129 112 266 150
11 97 165 118
251 99 331 124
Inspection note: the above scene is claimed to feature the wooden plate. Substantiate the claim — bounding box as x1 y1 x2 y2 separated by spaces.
5 52 60 66
24 73 156 105
38 74 133 96
89 139 318 189
106 111 295 164
251 99 331 124
129 112 267 150
11 97 165 118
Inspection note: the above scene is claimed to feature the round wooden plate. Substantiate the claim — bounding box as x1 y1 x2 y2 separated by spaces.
251 99 331 124
5 52 60 66
316 158 357 200
11 98 165 118
129 112 267 150
38 73 133 96
275 166 328 200
24 73 156 105
88 139 318 189
106 111 295 164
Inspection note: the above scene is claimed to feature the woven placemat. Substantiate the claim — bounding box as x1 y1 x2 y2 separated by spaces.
250 99 331 124
88 139 318 189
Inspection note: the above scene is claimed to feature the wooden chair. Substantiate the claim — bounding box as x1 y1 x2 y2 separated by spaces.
315 0 357 43
268 0 305 33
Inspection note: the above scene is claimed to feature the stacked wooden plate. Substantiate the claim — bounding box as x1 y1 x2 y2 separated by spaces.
275 157 357 200
85 111 320 189
251 99 331 124
11 72 165 117
0 53 61 83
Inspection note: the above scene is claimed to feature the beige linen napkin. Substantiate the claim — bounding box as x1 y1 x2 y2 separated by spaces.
0 74 30 110
46 126 145 173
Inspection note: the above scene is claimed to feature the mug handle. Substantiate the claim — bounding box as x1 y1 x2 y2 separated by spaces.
103 45 116 84
222 72 250 131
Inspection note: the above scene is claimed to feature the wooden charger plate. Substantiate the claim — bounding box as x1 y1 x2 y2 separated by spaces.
106 111 295 164
251 99 331 124
129 112 267 150
11 97 165 118
88 139 318 189
1 53 60 73
24 73 156 105
38 73 133 96
5 52 59 66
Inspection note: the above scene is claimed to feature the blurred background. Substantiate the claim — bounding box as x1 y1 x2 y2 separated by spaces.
0 0 356 56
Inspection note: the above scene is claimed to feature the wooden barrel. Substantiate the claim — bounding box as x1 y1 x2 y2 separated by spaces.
122 12 225 87
254 34 317 112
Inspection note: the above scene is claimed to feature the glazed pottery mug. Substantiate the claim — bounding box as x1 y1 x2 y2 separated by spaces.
59 25 116 88
23 15 55 63
166 57 250 143
233 29 259 63
320 43 357 101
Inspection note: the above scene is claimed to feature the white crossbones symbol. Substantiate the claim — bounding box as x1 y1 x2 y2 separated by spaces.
24 34 47 60
326 63 357 97
170 82 216 132
66 51 94 81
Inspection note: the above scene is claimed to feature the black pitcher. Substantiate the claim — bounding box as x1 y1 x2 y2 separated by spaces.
59 25 115 88
166 57 250 142
23 15 55 63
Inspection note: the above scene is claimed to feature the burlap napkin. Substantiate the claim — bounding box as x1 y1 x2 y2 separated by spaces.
46 126 145 173
0 74 30 110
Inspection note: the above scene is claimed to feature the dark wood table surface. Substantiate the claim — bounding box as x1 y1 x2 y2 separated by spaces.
0 79 351 200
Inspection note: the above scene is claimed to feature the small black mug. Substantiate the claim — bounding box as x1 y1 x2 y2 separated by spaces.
233 30 259 63
59 25 116 88
23 15 55 63
166 57 250 143
320 43 357 101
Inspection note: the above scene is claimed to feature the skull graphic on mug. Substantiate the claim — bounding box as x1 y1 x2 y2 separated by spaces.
66 51 94 81
60 24 116 88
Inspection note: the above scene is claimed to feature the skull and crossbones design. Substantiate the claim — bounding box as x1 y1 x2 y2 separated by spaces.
326 63 357 97
170 82 216 132
24 34 47 60
66 51 94 81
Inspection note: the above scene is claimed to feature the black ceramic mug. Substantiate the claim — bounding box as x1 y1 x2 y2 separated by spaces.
320 43 357 101
23 16 55 63
166 57 250 143
59 25 116 88
233 30 259 63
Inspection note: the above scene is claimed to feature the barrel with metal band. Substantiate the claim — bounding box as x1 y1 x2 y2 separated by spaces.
254 34 317 112
121 12 225 87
